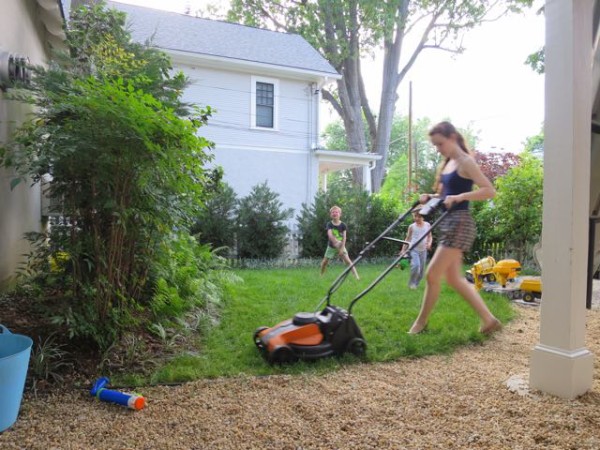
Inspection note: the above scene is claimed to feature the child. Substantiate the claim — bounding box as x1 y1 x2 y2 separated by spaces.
401 207 432 289
320 206 359 280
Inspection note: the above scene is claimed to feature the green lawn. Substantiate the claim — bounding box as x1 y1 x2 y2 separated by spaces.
148 263 515 383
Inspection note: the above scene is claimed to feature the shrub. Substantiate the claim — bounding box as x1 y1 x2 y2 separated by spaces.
297 186 399 258
191 182 238 252
237 182 293 258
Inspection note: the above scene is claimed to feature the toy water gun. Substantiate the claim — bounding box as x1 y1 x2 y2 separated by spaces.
90 377 146 410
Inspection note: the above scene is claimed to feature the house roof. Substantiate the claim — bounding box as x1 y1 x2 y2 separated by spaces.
106 1 339 78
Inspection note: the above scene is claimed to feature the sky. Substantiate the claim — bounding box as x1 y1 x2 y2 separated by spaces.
112 0 545 153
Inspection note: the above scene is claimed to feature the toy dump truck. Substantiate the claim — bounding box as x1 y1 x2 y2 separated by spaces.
518 277 543 302
482 276 543 302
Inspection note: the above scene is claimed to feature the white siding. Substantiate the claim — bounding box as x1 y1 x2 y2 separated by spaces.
177 62 320 221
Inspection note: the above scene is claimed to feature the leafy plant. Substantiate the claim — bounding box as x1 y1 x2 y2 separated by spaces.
29 333 71 389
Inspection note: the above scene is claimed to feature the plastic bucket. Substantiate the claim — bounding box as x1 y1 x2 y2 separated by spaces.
0 325 33 432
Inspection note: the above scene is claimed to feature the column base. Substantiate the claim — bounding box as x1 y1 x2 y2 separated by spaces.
530 344 594 399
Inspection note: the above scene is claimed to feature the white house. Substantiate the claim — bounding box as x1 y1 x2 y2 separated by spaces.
106 1 381 232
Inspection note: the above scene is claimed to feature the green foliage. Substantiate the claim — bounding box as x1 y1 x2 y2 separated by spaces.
525 47 545 74
191 182 238 252
297 185 399 258
472 152 543 262
523 130 544 155
149 232 231 323
237 182 293 259
0 2 223 351
29 333 71 389
493 153 543 257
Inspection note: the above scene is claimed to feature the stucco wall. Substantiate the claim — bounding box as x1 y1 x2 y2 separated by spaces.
0 0 49 286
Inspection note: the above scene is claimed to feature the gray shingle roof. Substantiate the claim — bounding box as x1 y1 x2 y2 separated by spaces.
106 1 339 77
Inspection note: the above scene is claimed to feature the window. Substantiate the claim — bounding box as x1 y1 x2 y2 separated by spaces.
256 82 274 127
251 77 278 130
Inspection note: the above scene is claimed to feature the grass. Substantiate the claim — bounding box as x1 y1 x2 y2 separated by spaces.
138 263 515 385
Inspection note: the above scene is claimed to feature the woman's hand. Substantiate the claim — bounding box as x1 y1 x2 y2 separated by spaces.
443 194 464 209
419 193 431 204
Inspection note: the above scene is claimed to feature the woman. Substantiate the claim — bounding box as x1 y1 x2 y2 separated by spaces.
408 121 502 335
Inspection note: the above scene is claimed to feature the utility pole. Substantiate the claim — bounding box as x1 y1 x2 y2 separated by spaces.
408 81 413 192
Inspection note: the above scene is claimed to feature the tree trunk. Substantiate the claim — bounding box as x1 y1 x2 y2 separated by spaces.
370 1 409 192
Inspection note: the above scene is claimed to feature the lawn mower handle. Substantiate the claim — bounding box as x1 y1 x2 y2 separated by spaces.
322 199 422 307
347 198 449 313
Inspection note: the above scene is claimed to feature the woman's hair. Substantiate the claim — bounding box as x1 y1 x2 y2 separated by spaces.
429 121 472 193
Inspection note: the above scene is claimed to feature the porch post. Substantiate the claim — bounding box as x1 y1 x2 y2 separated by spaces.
529 0 594 399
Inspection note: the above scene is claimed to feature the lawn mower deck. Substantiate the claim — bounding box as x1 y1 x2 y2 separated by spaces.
254 305 365 364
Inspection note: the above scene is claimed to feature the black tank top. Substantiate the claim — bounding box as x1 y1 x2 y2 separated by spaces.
441 170 473 211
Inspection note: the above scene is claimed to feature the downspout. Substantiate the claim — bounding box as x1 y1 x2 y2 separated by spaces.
307 83 314 205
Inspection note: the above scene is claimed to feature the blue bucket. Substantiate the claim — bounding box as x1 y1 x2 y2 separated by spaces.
0 324 33 432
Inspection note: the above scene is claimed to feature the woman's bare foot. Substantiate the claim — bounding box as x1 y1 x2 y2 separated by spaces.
407 323 428 335
479 318 502 335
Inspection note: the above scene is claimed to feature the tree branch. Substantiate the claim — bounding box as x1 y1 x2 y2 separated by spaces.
321 88 343 118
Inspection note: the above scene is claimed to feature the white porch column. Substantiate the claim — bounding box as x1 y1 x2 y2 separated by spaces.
529 0 594 399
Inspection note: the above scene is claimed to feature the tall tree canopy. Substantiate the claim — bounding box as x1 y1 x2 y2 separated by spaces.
228 0 534 191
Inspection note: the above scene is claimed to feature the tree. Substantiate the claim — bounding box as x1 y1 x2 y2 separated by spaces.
228 0 533 191
474 151 520 184
191 182 238 252
489 152 543 261
522 130 544 155
237 182 293 258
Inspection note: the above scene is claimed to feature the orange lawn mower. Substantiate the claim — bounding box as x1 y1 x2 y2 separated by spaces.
253 197 451 364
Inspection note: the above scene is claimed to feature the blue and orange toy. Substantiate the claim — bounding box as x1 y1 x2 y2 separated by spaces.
90 377 146 410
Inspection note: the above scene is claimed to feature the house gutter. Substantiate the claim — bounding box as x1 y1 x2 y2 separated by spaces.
166 48 341 82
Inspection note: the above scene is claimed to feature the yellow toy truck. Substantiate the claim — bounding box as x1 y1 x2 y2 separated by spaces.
466 256 522 290
518 277 543 302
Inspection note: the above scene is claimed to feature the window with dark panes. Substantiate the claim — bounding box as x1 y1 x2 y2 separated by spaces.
256 82 274 128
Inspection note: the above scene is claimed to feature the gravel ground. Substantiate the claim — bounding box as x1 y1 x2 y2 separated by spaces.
1 283 600 450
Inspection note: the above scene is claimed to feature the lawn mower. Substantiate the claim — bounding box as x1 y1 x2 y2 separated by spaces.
253 197 449 364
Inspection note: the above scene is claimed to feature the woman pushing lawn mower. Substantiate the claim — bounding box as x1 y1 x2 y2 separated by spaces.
252 121 500 365
408 121 502 336
254 196 449 364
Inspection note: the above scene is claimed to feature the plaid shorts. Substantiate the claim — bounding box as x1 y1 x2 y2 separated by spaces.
438 210 476 252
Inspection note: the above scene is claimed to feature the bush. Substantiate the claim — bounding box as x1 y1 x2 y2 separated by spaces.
297 186 399 258
237 182 293 258
191 182 238 252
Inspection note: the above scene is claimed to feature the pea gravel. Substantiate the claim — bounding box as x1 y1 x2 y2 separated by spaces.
2 287 600 449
